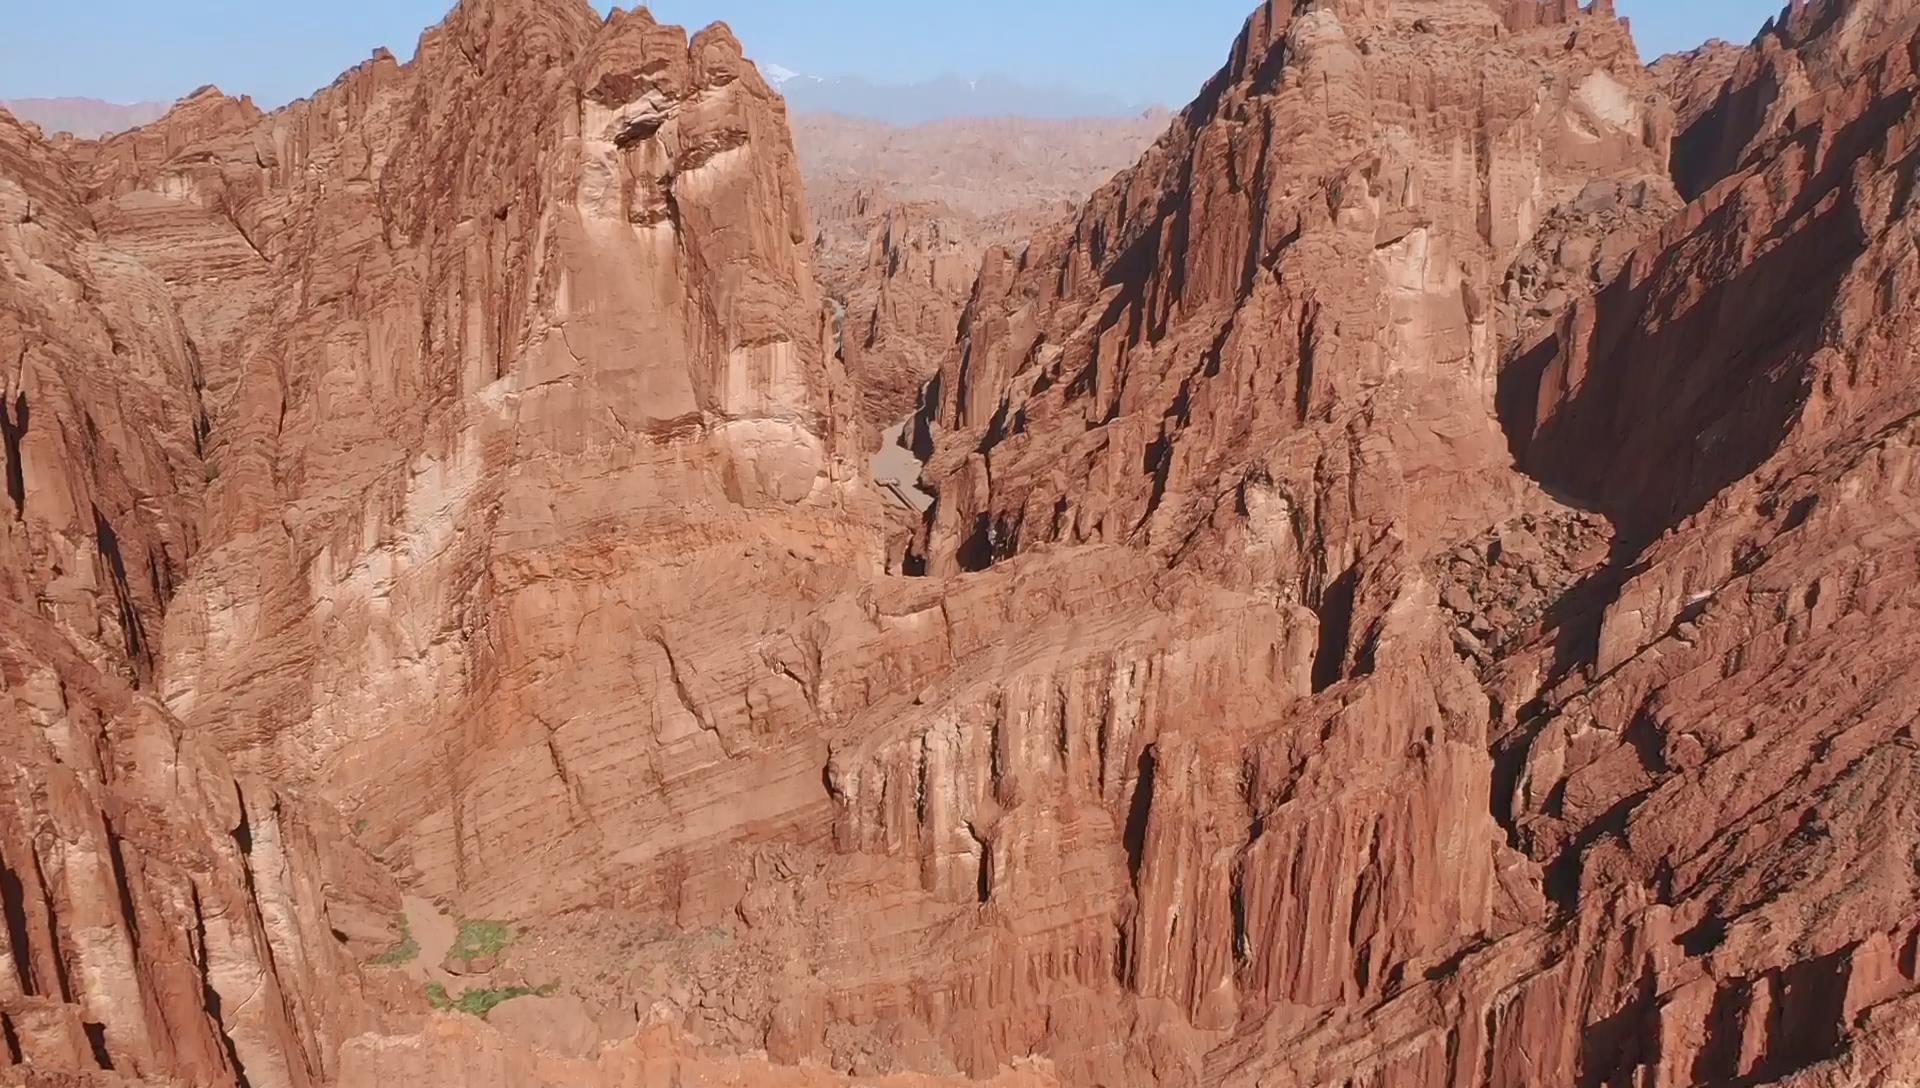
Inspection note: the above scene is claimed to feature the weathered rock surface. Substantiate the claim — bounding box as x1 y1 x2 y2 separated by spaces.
796 114 1161 440
0 106 398 1087
336 1021 1056 1088
9 0 1920 1085
1651 39 1747 133
68 1 879 932
897 0 1920 1083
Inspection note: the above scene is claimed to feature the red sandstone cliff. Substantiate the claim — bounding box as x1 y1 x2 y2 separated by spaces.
0 105 398 1087
7 0 1920 1085
796 114 1161 441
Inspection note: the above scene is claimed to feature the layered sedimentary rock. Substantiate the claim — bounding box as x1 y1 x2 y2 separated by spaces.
1651 40 1747 132
824 198 1016 441
335 1020 1057 1088
11 0 1920 1085
898 0 1920 1083
70 2 879 932
0 108 397 1088
797 114 1161 438
1464 3 1920 1078
912 0 1670 578
1219 0 1920 1083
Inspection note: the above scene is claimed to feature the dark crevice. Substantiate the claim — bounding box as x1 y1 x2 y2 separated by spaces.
232 792 254 858
901 547 928 578
193 884 255 1088
1122 745 1157 884
1679 914 1728 956
972 828 992 905
92 506 149 675
1229 860 1250 967
913 746 929 826
614 114 665 149
1543 788 1653 914
955 514 996 573
1576 970 1656 1087
1692 978 1751 1084
1311 568 1359 693
147 546 176 608
1345 823 1384 992
27 850 69 1002
1140 434 1174 532
1 390 27 517
1758 947 1853 1077
1488 730 1533 850
1294 302 1318 422
0 862 34 996
103 826 143 945
1 1012 20 1064
976 400 1013 454
83 1022 113 1071
1622 703 1671 778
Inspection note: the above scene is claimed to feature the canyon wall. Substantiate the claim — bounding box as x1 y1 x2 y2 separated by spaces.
6 0 1920 1086
797 114 1163 441
0 106 397 1087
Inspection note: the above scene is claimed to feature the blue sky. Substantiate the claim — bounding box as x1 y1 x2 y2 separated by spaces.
3 1 1782 110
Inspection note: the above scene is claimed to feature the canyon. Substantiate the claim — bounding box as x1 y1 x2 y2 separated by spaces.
4 1 1920 1087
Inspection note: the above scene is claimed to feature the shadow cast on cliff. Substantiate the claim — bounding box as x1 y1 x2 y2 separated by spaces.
1501 78 1920 553
1497 189 1860 553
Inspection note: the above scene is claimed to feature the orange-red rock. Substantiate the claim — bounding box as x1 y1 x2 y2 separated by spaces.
796 114 1161 440
0 105 398 1088
7 0 1920 1085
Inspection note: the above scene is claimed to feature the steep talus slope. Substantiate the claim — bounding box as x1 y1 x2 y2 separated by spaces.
0 108 397 1088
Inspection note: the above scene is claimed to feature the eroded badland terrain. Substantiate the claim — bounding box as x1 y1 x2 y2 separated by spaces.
6 1 1920 1085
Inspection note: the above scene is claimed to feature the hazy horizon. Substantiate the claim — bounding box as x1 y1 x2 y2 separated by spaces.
5 1 1782 121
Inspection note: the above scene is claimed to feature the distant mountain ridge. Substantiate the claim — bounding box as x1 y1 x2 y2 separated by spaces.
766 65 1149 125
7 72 1154 135
0 96 169 138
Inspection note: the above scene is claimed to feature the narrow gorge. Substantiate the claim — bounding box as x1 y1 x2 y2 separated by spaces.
4 1 1920 1086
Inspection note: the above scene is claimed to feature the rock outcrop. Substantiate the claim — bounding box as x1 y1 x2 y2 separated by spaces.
9 0 1920 1085
796 114 1161 440
0 106 397 1087
70 1 877 930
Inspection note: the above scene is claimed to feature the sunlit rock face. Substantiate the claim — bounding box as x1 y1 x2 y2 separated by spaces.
10 0 1920 1085
0 104 397 1088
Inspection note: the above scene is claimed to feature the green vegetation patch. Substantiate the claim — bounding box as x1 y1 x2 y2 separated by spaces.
425 981 558 1018
368 913 419 967
447 919 513 964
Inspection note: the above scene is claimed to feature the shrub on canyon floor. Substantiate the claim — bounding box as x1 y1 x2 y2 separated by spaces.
448 919 513 967
368 914 419 966
425 981 558 1018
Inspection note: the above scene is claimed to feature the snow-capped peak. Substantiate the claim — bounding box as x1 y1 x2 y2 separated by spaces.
764 63 803 87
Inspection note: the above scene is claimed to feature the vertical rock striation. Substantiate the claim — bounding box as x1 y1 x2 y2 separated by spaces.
8 0 1920 1085
0 108 397 1088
